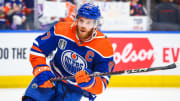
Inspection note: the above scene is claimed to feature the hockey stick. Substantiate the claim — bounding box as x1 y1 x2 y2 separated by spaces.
50 62 179 82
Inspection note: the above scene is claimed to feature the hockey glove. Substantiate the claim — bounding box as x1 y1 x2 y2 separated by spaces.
33 66 55 88
75 70 95 90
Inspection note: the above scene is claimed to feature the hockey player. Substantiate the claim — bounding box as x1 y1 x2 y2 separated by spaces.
22 3 115 101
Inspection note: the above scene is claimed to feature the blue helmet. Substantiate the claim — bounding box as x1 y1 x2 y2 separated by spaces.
77 3 101 20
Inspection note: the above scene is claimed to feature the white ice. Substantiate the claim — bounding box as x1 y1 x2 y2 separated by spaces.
0 87 180 101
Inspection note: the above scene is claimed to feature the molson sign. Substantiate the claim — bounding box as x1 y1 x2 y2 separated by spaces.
109 38 154 71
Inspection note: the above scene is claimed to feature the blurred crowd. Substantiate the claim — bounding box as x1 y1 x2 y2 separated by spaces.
0 0 76 30
0 0 34 30
0 0 180 31
151 0 180 30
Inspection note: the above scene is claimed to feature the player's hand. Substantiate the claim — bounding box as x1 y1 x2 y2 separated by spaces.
33 66 55 88
75 70 95 90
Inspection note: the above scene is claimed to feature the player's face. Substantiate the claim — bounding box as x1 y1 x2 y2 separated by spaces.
77 17 95 40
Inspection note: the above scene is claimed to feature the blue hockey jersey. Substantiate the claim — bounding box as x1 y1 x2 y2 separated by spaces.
30 21 115 95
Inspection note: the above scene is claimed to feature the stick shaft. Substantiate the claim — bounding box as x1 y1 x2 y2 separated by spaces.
51 63 177 82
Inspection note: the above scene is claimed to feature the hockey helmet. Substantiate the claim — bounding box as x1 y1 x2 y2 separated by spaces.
77 3 101 20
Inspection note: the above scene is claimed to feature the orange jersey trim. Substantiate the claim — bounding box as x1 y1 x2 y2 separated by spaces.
39 80 54 88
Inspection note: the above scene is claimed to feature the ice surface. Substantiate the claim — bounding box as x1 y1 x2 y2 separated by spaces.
0 88 180 101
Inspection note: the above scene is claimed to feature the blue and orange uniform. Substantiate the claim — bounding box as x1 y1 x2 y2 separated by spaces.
23 21 115 101
23 3 115 101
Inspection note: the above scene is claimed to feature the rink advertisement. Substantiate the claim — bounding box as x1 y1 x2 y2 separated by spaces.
107 33 180 75
0 33 39 76
0 31 180 87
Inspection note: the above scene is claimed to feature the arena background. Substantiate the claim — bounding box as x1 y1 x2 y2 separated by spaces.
0 1 180 101
0 31 180 88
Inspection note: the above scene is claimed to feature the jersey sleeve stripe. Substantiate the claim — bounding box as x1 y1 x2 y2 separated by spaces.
33 40 39 46
33 43 38 48
30 51 45 57
66 80 78 85
102 76 110 82
30 48 42 54
102 78 108 88
31 45 43 52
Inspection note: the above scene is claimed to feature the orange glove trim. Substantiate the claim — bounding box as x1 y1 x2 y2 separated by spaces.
75 71 103 95
33 66 51 77
39 80 54 88
75 71 91 84
86 77 103 95
81 79 95 90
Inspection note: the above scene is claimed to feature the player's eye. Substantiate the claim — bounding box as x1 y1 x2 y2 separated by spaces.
86 21 92 24
79 19 84 23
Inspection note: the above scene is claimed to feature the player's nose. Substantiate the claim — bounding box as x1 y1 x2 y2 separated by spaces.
80 22 87 28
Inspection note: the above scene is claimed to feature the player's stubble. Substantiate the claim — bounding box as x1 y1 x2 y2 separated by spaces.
77 25 94 41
